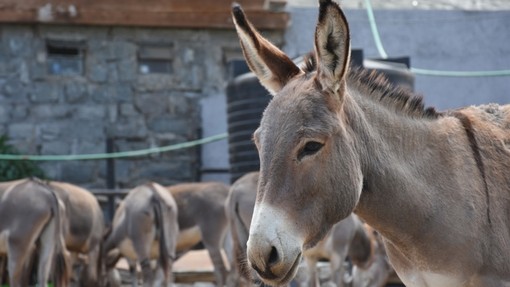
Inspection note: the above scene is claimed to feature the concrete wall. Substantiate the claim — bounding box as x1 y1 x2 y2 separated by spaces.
284 8 510 110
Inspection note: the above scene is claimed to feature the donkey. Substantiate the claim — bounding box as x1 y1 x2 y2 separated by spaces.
302 214 374 287
226 172 375 287
103 182 179 287
48 181 105 286
225 172 260 286
166 182 230 287
351 227 394 287
232 1 510 286
0 178 70 287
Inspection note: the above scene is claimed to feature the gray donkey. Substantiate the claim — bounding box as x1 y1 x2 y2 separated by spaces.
0 178 70 287
103 182 179 287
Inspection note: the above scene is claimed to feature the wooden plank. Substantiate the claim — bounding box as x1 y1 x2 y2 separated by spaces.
0 0 288 29
0 9 289 29
0 0 267 12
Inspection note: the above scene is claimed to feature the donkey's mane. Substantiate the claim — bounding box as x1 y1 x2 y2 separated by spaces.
301 53 439 119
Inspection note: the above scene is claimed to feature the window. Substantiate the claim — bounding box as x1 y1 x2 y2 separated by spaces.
46 40 85 76
138 45 173 74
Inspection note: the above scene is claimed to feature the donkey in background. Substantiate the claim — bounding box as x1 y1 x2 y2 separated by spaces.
49 181 105 286
351 227 394 287
0 178 70 287
104 181 230 287
166 182 230 287
232 0 510 286
103 182 179 287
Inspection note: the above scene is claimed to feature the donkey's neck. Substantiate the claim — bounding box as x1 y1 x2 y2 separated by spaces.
346 87 483 247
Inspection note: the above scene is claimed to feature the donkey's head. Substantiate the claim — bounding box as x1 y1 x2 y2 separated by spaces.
232 0 363 285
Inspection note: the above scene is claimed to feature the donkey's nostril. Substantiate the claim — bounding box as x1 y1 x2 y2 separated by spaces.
268 246 279 266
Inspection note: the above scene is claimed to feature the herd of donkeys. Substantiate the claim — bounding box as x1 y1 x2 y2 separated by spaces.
0 172 393 287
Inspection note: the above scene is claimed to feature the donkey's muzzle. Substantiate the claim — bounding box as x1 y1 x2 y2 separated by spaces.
247 233 302 285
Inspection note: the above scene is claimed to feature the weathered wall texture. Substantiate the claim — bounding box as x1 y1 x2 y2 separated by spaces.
0 23 283 187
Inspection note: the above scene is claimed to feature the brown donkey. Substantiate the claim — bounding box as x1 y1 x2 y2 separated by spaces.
103 182 179 287
0 178 70 287
166 182 230 287
49 181 105 286
232 0 510 286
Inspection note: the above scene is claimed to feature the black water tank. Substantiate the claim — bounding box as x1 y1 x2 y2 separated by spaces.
364 56 414 91
226 67 271 183
226 51 414 183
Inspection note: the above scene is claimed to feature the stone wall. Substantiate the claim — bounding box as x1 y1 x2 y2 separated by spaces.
0 24 284 188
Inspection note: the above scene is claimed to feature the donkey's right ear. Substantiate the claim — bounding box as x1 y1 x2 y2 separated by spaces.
232 4 302 95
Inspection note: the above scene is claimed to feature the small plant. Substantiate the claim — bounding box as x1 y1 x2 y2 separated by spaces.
0 135 45 181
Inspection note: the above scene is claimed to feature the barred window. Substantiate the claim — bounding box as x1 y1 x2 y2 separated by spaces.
46 40 85 76
138 45 173 75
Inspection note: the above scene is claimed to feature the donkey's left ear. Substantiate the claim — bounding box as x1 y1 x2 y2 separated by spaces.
232 4 302 95
314 0 351 95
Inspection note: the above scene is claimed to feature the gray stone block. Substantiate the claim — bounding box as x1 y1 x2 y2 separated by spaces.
29 60 47 81
147 115 191 134
116 85 134 102
41 140 70 155
4 27 33 57
168 94 196 116
135 93 168 117
117 59 137 82
91 85 133 103
109 118 147 139
8 123 35 139
32 104 71 119
60 161 97 184
74 105 106 119
3 80 29 103
38 162 61 179
63 120 105 140
38 122 66 141
74 140 105 154
30 82 61 103
119 103 139 117
89 63 108 83
0 106 9 123
11 105 28 120
65 82 89 103
135 74 178 92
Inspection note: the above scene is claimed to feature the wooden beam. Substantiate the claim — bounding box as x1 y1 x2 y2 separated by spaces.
0 1 289 30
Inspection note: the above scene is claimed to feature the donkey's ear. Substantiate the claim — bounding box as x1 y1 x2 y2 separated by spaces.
232 4 302 95
314 0 351 95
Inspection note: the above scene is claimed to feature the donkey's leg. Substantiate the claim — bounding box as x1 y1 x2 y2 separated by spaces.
127 259 139 287
304 257 319 287
38 216 59 287
84 243 101 285
204 241 227 286
131 214 156 287
104 224 128 287
330 249 348 287
200 222 228 287
7 238 33 287
0 255 5 285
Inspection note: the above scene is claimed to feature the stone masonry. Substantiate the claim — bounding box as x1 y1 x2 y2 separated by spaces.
0 24 284 188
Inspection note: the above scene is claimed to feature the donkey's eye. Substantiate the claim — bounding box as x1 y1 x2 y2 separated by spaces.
299 141 324 159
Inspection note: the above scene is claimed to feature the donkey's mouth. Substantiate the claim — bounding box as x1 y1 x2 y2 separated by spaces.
257 252 302 286
279 252 302 285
